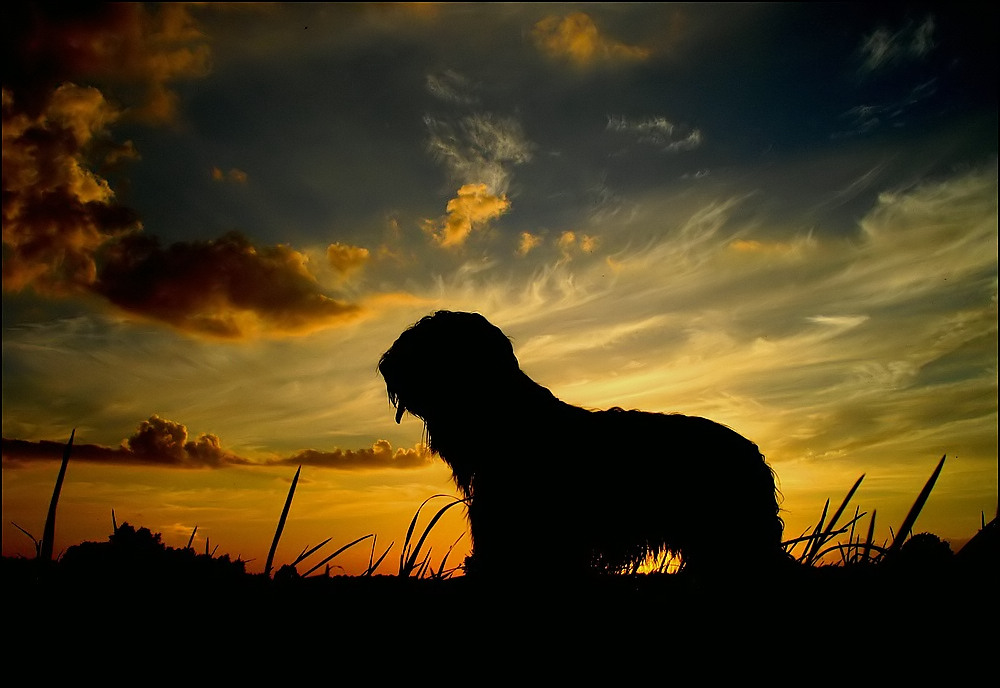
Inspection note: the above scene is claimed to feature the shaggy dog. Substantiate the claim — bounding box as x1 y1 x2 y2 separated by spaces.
378 310 785 576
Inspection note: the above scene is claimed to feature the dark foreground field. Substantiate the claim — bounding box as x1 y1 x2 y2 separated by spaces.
5 521 995 679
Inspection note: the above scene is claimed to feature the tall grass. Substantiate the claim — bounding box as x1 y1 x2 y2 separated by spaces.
17 429 978 582
786 455 949 566
39 429 75 562
397 495 466 578
264 465 300 577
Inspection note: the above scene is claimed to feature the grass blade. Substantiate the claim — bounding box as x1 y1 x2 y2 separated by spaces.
400 497 465 577
862 509 877 564
264 465 301 578
887 455 946 555
302 533 374 577
802 498 830 564
291 537 333 568
827 475 865 541
40 429 75 562
365 540 394 576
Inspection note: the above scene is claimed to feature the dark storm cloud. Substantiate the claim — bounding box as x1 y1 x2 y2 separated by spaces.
95 231 361 338
1 3 211 124
2 84 141 294
2 3 365 339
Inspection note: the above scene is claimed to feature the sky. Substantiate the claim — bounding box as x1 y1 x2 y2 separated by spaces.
2 3 997 574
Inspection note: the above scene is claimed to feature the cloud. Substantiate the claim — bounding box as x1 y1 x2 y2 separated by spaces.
421 113 529 249
95 231 362 338
607 115 702 152
3 92 362 337
557 231 598 259
2 84 141 294
424 113 533 196
211 167 248 184
1 415 245 468
277 440 435 470
517 232 543 256
834 80 937 138
859 15 935 74
327 242 371 279
532 13 650 66
4 3 211 125
2 418 435 472
425 70 478 106
728 238 813 258
124 415 240 467
4 4 363 340
424 184 511 248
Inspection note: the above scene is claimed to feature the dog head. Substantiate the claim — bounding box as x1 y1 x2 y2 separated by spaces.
378 310 519 426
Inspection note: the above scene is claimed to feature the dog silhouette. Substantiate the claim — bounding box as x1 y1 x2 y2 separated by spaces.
379 310 785 576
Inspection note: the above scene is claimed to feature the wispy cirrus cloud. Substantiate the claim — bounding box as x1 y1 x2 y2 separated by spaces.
607 115 703 152
424 113 533 196
423 113 532 248
859 15 935 74
834 79 938 138
425 70 478 106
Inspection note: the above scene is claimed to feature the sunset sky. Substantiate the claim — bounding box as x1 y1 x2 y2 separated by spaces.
3 3 996 574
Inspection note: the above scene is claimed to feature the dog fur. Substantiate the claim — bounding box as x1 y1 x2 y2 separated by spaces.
378 310 785 576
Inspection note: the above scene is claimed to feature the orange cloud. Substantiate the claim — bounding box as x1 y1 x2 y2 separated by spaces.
424 183 511 248
96 232 361 338
327 242 371 278
557 230 598 258
211 167 248 184
517 231 542 256
532 13 650 66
